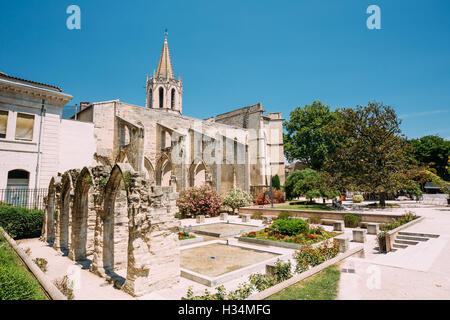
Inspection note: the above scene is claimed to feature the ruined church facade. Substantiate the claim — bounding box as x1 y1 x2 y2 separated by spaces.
76 35 285 197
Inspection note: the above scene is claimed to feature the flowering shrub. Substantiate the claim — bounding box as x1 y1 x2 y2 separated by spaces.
178 231 195 240
255 188 285 205
176 185 221 218
183 259 292 300
270 218 309 236
242 225 340 246
222 188 253 214
352 194 364 203
294 240 340 273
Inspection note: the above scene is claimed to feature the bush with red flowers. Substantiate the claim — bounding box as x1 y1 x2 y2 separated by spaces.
176 185 222 218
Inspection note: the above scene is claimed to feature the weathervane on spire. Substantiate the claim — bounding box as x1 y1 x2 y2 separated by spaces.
165 28 168 38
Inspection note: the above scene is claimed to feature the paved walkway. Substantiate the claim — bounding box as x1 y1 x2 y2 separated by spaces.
337 205 450 300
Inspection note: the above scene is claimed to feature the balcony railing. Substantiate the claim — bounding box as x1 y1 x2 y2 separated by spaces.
0 188 47 210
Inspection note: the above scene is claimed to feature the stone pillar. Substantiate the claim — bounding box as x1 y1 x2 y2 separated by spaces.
220 212 228 221
335 236 349 253
196 215 205 224
352 229 366 243
242 214 251 223
333 221 344 232
367 223 379 235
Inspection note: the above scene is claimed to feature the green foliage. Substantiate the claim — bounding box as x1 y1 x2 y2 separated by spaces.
0 234 47 300
84 175 93 186
424 170 450 195
284 169 339 201
352 195 364 203
294 240 340 273
308 214 322 224
380 211 418 232
222 188 253 214
409 135 450 181
377 231 387 253
273 259 292 282
325 102 412 206
266 264 341 300
270 218 309 236
122 171 133 189
33 258 48 273
278 211 294 220
284 101 338 170
344 214 360 228
184 259 293 300
271 175 281 190
0 205 44 239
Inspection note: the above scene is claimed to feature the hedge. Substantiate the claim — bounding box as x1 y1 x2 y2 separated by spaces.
0 205 44 239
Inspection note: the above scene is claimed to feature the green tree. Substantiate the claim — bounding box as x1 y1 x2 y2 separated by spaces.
271 174 281 190
284 101 338 170
409 135 450 181
325 102 411 206
284 169 339 202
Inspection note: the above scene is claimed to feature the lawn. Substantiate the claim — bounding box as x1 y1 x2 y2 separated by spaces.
277 204 333 211
265 263 341 300
0 232 48 300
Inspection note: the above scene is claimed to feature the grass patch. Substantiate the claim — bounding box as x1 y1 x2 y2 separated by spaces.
265 264 341 300
277 204 333 211
366 203 400 208
0 233 47 300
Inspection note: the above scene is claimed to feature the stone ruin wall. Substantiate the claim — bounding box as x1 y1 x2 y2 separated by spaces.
41 163 180 297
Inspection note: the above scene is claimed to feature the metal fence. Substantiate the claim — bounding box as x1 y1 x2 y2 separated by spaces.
0 188 48 210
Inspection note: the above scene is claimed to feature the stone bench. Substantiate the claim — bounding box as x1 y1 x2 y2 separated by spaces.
352 229 367 243
241 214 252 223
196 215 205 224
333 221 344 232
220 212 228 221
366 223 380 235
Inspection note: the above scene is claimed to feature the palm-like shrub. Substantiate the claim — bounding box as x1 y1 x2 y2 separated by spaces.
222 188 253 214
176 185 222 218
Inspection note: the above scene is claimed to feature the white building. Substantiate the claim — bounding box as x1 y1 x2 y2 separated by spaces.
0 72 95 206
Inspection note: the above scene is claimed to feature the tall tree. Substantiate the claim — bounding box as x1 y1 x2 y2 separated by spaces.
409 135 450 181
325 102 410 206
283 101 338 170
284 169 339 202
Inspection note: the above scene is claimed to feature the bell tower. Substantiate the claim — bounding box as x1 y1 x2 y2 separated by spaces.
146 32 183 114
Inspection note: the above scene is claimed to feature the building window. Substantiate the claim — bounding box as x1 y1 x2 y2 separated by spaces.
15 113 35 140
0 110 7 138
159 87 164 108
171 89 175 109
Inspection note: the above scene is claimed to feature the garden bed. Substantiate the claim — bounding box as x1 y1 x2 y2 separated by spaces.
239 227 341 250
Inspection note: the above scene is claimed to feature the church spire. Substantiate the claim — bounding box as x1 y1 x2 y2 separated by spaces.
156 30 174 80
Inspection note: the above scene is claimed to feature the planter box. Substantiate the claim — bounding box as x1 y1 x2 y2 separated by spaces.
180 236 204 246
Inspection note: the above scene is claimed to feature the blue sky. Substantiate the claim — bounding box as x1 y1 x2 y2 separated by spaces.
1 0 449 139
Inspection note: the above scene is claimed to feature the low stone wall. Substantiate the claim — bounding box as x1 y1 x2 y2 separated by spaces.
385 216 425 252
238 207 402 224
246 244 364 300
421 194 448 206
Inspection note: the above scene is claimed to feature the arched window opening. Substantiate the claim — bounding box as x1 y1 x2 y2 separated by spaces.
171 89 175 109
159 87 164 108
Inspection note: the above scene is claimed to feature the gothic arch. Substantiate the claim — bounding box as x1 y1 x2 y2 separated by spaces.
144 157 155 184
155 153 172 187
102 164 131 280
70 167 96 262
189 159 211 187
44 177 57 243
59 173 74 254
170 88 175 109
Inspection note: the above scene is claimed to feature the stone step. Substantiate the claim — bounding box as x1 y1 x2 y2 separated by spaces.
394 239 419 245
398 231 440 238
396 235 429 242
393 243 408 249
